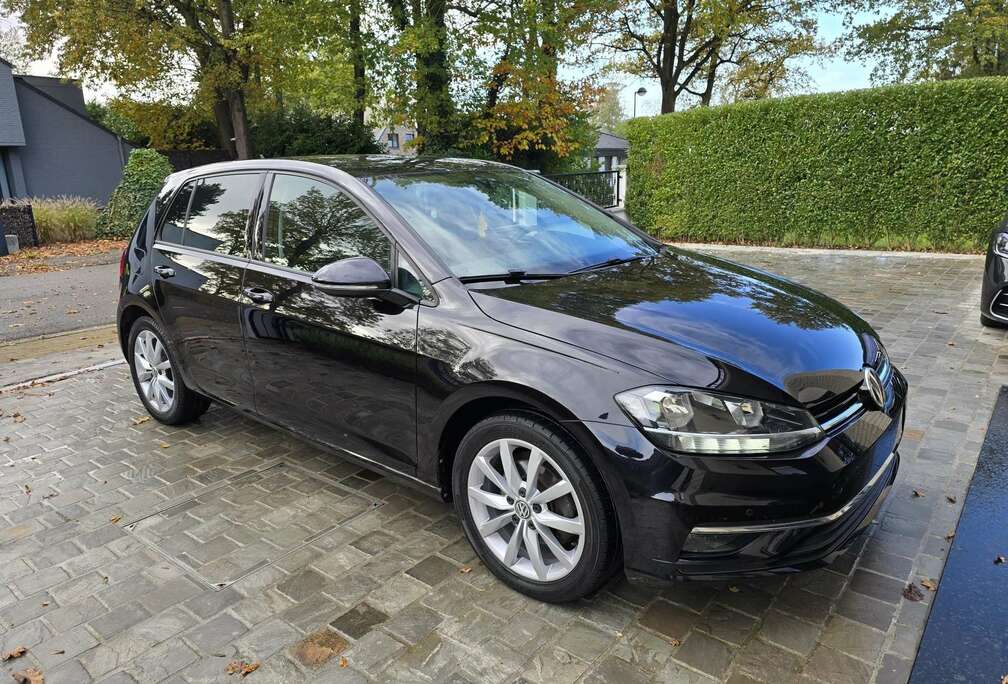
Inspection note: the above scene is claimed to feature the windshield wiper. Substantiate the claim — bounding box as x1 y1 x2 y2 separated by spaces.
458 270 567 284
567 254 650 274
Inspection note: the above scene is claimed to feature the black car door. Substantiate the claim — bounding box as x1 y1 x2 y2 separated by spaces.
151 172 262 408
240 172 420 472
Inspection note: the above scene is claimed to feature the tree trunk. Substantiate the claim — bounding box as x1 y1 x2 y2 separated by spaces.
660 84 678 113
213 97 238 158
350 0 367 127
700 41 721 106
227 89 254 159
415 0 454 151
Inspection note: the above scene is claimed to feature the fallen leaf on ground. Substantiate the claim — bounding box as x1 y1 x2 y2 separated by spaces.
459 566 472 574
902 583 924 602
995 555 1006 565
50 650 63 655
945 495 956 503
131 416 150 425
293 629 347 667
225 660 260 678
945 532 955 541
1001 674 1008 684
110 516 122 524
1 646 26 661
728 585 740 593
669 638 681 647
159 442 169 449
40 602 48 607
12 413 25 423
947 342 956 347
912 489 924 498
921 578 937 592
65 310 79 315
23 485 31 495
11 667 43 684
339 656 348 668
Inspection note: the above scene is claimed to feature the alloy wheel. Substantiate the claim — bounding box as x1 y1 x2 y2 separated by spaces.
133 329 175 413
466 438 586 582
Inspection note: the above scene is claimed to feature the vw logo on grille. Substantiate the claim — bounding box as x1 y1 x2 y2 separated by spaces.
861 366 885 411
514 500 532 520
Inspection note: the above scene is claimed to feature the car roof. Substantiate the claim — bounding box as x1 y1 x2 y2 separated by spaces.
167 155 518 185
289 155 518 177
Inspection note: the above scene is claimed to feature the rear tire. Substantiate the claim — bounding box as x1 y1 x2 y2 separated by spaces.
452 412 620 602
127 316 211 425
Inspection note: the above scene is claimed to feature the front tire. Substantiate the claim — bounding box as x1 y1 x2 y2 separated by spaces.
452 412 619 602
127 316 210 425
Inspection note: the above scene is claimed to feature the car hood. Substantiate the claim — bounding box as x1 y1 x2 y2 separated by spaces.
469 250 877 406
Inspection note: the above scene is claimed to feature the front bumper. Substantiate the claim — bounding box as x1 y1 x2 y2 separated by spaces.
587 367 907 583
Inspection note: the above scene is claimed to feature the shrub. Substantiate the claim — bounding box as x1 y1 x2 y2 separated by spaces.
97 149 174 239
626 77 1008 252
2 196 99 243
250 107 382 157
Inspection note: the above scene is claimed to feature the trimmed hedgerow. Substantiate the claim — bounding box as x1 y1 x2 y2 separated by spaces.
625 77 1008 253
97 148 174 239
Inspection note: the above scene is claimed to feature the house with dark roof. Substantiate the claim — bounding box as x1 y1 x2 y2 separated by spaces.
593 131 629 171
0 58 131 203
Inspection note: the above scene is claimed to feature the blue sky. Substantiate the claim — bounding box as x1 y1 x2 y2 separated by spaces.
617 10 880 117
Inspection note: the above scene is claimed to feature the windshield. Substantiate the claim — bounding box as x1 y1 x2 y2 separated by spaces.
369 168 657 279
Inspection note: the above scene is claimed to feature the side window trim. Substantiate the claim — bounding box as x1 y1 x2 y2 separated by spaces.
153 180 196 245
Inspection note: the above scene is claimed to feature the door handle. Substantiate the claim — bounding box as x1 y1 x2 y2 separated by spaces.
154 266 175 278
243 287 274 304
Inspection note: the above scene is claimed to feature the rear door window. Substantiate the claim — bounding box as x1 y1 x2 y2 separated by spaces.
183 174 261 257
159 181 195 245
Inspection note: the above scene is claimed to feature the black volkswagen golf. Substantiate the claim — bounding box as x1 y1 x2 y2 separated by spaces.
117 156 906 602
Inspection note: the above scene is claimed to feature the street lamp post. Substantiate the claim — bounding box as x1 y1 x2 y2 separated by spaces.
633 87 647 118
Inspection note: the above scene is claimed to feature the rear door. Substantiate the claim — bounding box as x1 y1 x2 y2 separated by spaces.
151 172 262 408
240 172 420 472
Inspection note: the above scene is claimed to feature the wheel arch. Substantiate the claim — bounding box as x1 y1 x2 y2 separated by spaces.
117 301 158 357
432 383 627 523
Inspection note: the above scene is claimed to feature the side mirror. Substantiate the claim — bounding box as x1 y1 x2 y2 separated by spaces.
311 256 391 296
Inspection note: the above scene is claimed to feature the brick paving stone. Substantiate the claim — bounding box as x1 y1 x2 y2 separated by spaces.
88 602 152 640
329 602 389 640
673 630 734 679
819 615 885 663
0 248 1000 683
406 554 458 586
639 599 699 642
756 610 821 657
801 644 873 684
555 619 618 661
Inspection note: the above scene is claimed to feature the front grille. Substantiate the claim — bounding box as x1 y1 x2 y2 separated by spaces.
810 385 861 426
809 350 893 430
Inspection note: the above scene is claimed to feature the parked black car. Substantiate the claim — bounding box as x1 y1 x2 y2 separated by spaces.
117 156 906 602
981 218 1008 327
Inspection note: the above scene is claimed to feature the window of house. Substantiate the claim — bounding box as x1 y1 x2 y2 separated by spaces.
182 174 259 256
261 174 392 274
388 133 400 149
404 133 414 143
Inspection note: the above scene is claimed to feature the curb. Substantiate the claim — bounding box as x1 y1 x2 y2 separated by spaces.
0 358 125 393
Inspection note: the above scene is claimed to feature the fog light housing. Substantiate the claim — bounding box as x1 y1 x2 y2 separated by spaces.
681 531 760 555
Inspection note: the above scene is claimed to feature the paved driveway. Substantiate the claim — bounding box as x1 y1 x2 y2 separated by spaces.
0 247 1005 684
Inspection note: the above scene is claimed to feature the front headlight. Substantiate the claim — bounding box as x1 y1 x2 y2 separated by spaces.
614 386 824 455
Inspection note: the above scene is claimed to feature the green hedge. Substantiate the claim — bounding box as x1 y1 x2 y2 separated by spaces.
626 78 1008 252
97 148 174 240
